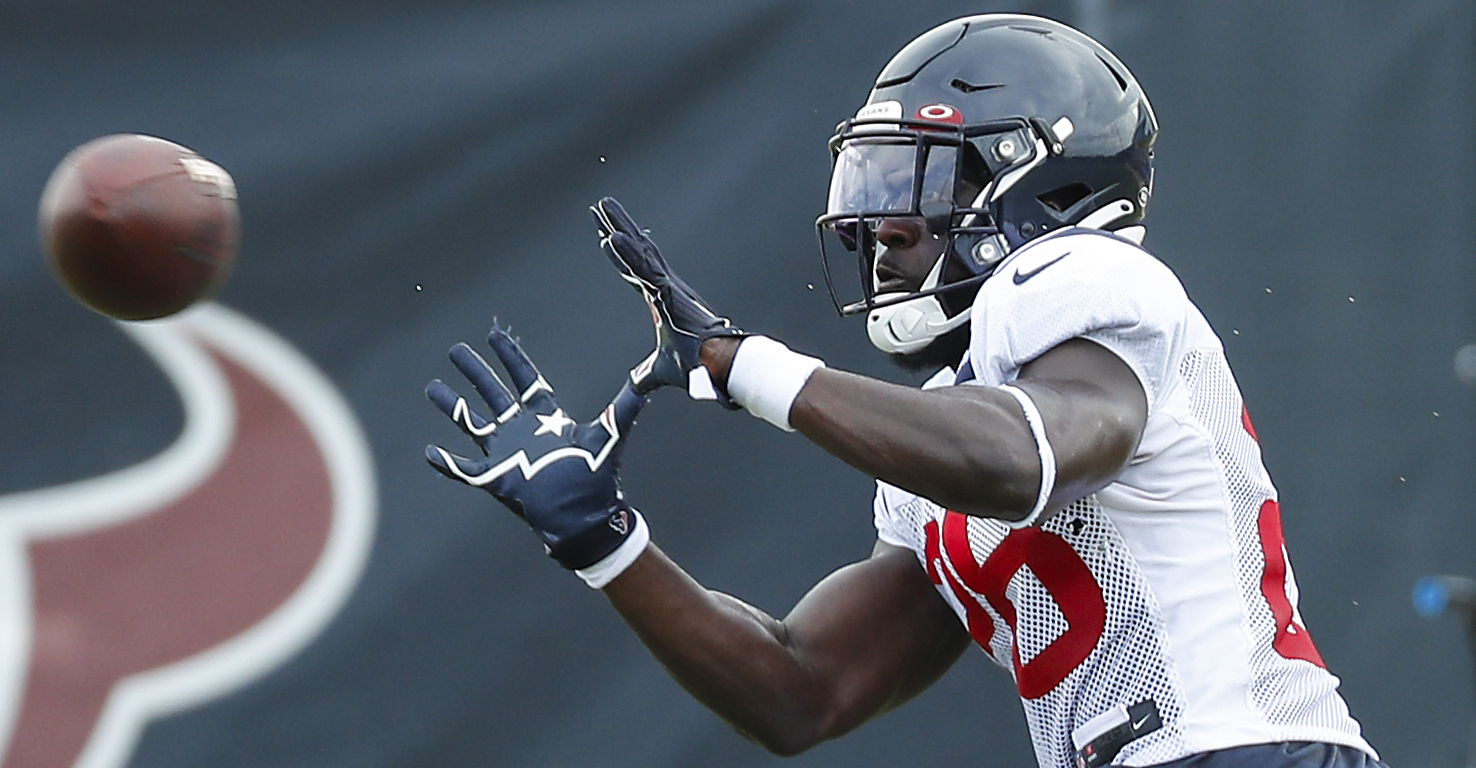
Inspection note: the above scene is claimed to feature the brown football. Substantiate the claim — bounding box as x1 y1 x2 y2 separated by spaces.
38 133 240 321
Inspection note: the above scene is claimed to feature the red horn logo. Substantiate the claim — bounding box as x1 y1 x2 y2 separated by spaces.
0 304 376 768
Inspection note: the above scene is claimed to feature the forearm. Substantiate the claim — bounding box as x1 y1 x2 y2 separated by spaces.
703 336 1037 519
704 335 1145 522
600 540 970 755
601 544 837 755
790 368 1040 519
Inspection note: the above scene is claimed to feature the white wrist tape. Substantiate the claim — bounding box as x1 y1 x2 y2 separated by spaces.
575 509 650 589
724 336 826 431
998 384 1056 528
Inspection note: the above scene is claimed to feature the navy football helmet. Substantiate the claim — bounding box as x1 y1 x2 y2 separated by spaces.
816 14 1158 353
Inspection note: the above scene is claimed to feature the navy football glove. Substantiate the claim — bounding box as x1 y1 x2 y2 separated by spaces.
592 197 746 406
425 327 645 570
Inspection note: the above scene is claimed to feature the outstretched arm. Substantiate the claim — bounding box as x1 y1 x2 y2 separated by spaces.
602 539 970 756
593 197 1147 525
422 325 971 756
706 335 1148 523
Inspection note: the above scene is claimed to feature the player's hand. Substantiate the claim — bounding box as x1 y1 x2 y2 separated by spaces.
592 197 746 406
425 327 645 570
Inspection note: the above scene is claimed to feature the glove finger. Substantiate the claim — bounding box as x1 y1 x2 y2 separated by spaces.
426 378 496 437
487 327 553 408
594 200 673 279
576 379 647 462
605 231 671 291
666 268 718 313
605 379 647 439
593 197 643 239
449 343 519 422
591 199 616 239
425 444 492 487
599 230 643 283
600 245 642 300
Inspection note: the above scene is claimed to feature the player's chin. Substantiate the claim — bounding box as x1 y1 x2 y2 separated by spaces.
887 324 971 374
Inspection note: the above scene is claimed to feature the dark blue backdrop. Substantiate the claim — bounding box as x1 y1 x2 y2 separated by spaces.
1 1 1471 766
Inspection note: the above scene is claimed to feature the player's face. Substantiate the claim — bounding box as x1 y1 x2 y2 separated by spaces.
870 216 947 295
869 214 974 372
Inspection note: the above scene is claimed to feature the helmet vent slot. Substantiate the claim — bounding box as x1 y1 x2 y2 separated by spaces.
1095 53 1129 91
1038 183 1093 213
951 78 1005 93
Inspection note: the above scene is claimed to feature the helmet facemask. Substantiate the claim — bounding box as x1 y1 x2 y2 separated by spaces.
813 15 1159 358
815 113 1050 353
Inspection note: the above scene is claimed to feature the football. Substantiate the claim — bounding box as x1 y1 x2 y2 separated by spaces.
38 133 240 321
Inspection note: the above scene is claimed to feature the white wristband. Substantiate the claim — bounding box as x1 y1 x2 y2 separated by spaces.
575 509 650 589
997 384 1056 528
724 336 826 431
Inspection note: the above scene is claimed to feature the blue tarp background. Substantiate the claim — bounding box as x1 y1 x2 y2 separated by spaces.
1 1 1472 766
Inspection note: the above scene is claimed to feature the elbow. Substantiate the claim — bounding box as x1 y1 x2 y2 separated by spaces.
923 410 1049 520
1042 413 1142 515
732 691 854 757
932 456 1042 523
923 391 1144 524
947 494 1037 524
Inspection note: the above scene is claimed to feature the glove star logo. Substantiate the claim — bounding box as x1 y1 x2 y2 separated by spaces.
0 304 376 768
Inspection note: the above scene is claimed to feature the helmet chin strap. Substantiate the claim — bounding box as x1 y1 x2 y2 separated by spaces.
866 255 971 354
1077 199 1137 232
862 200 1145 355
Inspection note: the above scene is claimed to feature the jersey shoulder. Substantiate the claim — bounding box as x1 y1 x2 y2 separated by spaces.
969 230 1206 406
989 228 1183 301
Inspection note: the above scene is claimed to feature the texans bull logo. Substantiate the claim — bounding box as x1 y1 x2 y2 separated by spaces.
0 304 376 768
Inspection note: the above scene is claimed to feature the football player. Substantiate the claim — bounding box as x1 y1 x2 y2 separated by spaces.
426 14 1387 768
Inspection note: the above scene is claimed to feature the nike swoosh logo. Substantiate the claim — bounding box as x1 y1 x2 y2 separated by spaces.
1012 252 1070 285
1131 714 1151 731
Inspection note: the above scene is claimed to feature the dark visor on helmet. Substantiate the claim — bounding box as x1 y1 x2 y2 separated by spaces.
826 140 961 220
815 117 1037 316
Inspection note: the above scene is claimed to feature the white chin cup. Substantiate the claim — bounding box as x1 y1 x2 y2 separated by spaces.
866 293 969 354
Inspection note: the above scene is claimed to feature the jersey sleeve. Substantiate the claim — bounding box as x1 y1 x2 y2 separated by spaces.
872 482 912 550
968 231 1202 412
872 367 957 553
874 478 947 554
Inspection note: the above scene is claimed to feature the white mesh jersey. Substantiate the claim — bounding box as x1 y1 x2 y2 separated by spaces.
872 228 1375 768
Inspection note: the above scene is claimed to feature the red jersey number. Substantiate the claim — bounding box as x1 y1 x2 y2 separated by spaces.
1243 406 1325 668
924 512 1106 699
1256 499 1325 667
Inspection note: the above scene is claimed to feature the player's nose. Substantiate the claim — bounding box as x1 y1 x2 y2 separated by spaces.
873 216 927 250
872 216 941 291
